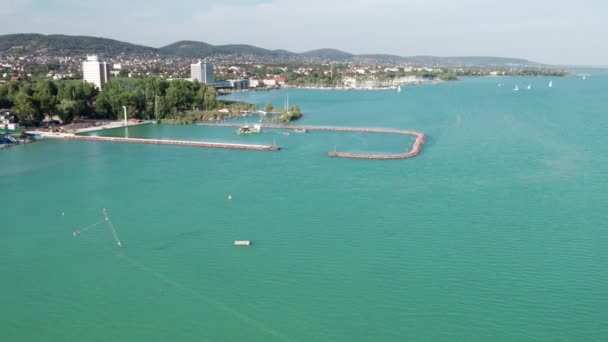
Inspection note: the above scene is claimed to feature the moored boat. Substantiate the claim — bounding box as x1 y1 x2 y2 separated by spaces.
237 124 262 135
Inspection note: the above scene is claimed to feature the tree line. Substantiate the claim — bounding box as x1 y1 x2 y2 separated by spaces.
0 80 98 125
94 78 218 122
0 78 218 126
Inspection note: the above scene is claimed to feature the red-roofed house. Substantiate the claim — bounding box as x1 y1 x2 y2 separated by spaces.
274 76 287 86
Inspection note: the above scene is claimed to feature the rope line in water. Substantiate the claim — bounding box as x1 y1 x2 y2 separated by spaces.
102 208 123 248
116 252 293 341
72 214 292 341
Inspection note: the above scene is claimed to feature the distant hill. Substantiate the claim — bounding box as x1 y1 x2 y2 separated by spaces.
0 33 156 55
300 49 353 61
157 40 214 58
404 56 539 67
159 41 295 59
0 33 543 67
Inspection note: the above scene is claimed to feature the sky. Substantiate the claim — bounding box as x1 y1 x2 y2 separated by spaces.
1 0 606 65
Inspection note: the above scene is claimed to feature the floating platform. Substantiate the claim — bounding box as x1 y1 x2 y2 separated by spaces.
234 240 251 246
197 123 425 160
65 135 280 151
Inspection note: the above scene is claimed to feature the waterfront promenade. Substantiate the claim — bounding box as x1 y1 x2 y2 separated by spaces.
197 123 426 160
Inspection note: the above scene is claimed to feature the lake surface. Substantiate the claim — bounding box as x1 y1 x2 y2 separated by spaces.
1 73 607 341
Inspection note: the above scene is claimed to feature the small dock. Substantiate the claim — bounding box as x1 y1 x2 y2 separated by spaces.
197 123 425 160
64 135 280 151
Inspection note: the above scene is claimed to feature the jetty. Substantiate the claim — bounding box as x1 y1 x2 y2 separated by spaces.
64 135 280 151
197 123 425 160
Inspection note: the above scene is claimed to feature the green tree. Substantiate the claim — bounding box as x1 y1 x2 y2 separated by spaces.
265 102 273 113
203 86 217 110
194 84 206 110
291 105 302 118
57 99 85 124
34 80 59 120
14 91 42 125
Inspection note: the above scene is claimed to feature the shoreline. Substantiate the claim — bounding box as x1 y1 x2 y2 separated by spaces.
24 121 153 139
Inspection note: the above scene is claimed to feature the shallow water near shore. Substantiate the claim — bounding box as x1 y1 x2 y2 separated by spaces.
1 74 608 341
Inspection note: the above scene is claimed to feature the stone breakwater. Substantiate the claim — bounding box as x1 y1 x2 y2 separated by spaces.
65 135 280 151
197 123 426 160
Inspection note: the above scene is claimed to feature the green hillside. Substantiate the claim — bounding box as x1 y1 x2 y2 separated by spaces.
0 33 542 67
0 33 156 55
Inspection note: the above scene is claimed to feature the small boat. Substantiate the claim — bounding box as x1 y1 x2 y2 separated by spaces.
282 132 290 136
294 128 308 134
527 84 532 90
549 81 553 88
514 85 519 91
234 240 251 246
237 124 261 135
582 76 586 80
397 85 402 93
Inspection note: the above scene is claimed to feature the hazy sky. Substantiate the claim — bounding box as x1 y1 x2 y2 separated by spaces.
1 0 606 65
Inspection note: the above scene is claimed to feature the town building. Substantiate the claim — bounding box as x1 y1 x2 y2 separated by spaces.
214 80 231 88
0 110 19 131
274 76 287 86
82 55 110 90
190 60 214 84
263 79 278 87
228 79 250 90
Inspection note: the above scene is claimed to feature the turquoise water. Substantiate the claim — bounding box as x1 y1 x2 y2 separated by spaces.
2 74 608 341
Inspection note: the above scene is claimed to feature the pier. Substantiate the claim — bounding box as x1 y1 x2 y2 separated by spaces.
197 123 426 160
65 135 280 151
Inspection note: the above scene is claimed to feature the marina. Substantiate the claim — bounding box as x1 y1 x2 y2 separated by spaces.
197 123 426 159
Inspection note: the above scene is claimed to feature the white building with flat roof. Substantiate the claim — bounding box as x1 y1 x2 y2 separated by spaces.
191 60 214 84
82 55 110 90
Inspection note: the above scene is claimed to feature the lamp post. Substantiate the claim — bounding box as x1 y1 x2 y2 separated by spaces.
122 106 128 138
122 106 127 127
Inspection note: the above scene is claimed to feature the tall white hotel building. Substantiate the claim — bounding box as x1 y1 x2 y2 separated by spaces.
82 55 110 90
190 60 214 84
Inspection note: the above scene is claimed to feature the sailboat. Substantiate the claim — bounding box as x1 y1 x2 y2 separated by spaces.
284 94 289 113
527 84 532 90
549 80 553 88
514 84 519 92
397 85 402 93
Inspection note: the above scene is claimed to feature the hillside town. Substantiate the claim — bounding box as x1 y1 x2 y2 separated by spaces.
0 48 566 91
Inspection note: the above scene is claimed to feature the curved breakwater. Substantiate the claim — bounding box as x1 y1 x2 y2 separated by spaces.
197 123 426 160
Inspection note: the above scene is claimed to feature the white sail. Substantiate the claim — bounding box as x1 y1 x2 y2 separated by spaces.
549 81 553 88
514 85 519 91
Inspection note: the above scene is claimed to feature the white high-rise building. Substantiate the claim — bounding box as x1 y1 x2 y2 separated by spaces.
82 55 110 90
191 60 214 84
